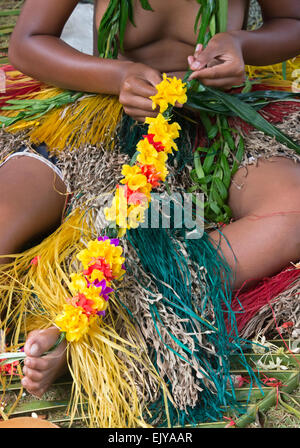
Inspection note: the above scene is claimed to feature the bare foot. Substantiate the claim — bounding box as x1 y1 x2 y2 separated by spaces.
21 327 68 398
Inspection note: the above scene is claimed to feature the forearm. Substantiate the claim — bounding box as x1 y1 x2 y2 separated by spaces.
8 34 133 95
230 18 300 66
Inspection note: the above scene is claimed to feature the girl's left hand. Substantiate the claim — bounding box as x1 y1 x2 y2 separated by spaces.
187 32 246 90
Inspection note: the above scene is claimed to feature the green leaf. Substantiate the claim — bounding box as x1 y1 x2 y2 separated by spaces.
217 0 228 33
209 201 221 216
127 0 135 24
194 151 205 180
282 61 287 81
197 0 214 45
139 0 153 11
223 129 236 151
222 204 232 219
220 154 232 189
205 86 300 152
213 177 228 201
203 145 217 174
232 136 245 175
208 124 219 140
119 0 129 52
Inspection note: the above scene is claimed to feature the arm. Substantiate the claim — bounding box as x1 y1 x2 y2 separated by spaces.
8 0 161 120
231 0 300 66
188 0 300 88
9 0 126 95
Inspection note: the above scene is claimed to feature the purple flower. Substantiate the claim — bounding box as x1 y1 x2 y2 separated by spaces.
97 236 109 242
93 278 114 301
97 310 106 317
97 236 120 246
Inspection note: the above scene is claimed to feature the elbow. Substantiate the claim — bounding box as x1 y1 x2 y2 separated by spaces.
8 31 31 73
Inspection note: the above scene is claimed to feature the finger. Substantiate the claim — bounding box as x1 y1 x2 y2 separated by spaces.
123 106 158 121
189 62 245 81
194 43 203 55
121 93 155 113
123 76 157 100
190 45 219 71
145 70 163 89
187 55 195 68
174 101 183 108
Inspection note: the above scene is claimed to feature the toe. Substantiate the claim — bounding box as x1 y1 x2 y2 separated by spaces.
23 366 43 383
24 327 61 358
21 376 44 398
24 356 51 372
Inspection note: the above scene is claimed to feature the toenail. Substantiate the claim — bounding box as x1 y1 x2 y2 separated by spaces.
30 343 39 356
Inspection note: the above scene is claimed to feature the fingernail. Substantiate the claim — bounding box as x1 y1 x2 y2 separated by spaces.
191 61 201 69
30 343 39 357
196 44 202 52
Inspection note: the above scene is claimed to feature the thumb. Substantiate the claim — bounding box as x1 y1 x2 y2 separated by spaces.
146 68 163 89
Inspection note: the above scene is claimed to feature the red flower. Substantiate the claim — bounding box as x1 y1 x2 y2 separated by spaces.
67 293 96 317
30 256 41 266
83 259 113 281
281 321 294 329
140 165 161 188
143 134 165 152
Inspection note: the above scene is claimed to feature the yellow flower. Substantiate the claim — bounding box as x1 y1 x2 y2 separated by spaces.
104 187 128 227
69 273 87 295
150 74 187 113
120 165 148 191
136 139 158 165
138 183 153 201
136 138 168 164
127 174 148 191
127 204 148 229
55 304 92 342
152 159 169 181
89 269 106 283
77 238 125 277
83 287 108 311
145 114 181 154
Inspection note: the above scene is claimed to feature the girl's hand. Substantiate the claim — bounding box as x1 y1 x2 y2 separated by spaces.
119 62 163 122
187 33 246 90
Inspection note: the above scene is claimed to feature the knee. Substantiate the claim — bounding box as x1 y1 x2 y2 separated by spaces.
264 183 300 250
269 182 300 218
0 201 25 256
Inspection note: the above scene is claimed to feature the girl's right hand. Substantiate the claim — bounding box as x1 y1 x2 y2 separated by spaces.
119 62 163 122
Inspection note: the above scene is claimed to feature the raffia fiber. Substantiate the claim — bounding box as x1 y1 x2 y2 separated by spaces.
0 57 299 425
238 272 300 341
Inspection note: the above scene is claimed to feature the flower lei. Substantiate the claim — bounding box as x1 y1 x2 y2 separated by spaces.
54 74 188 342
104 74 188 234
54 236 126 342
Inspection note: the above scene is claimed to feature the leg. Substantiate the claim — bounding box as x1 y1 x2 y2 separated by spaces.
0 155 68 397
0 155 66 260
210 157 300 291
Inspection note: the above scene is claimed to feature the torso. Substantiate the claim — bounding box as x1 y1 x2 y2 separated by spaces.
94 0 249 72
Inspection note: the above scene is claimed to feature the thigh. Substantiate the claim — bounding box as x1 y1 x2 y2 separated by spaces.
0 155 67 255
228 156 300 219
